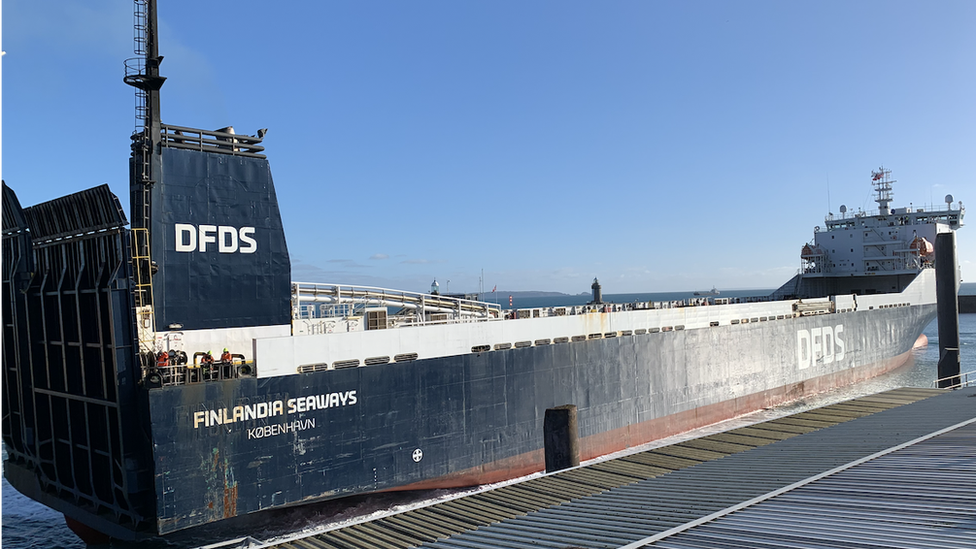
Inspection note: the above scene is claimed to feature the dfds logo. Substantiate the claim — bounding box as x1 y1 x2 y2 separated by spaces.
175 224 257 253
796 324 845 370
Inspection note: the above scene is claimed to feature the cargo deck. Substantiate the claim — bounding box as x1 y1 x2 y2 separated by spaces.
253 387 976 549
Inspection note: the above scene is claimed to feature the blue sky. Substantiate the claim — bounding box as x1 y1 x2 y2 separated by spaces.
3 1 974 295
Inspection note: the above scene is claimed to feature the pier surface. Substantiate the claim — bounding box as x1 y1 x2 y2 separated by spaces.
256 387 976 549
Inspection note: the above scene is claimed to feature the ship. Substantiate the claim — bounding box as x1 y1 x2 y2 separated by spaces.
693 287 720 296
1 0 966 543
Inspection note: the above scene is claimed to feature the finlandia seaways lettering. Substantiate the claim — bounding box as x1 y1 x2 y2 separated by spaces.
192 391 358 439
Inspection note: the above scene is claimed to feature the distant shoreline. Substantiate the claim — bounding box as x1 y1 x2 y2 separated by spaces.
492 281 976 298
486 291 583 298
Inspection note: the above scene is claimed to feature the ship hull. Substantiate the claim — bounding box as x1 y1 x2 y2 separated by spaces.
396 337 920 492
148 303 935 534
1 178 944 540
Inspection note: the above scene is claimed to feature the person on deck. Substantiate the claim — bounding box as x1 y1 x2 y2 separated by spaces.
220 348 232 363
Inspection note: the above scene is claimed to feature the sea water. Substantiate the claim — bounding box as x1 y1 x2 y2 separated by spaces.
4 313 975 549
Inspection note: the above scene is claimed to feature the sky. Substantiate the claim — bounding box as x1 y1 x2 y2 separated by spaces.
2 0 975 295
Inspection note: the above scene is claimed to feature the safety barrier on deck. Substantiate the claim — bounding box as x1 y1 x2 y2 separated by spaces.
293 282 502 324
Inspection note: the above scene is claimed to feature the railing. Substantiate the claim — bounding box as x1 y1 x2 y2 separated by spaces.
144 358 255 388
124 57 149 135
159 124 267 158
827 202 965 222
293 282 502 324
295 283 783 326
933 369 976 390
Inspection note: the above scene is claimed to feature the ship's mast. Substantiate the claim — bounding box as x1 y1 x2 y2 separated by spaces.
871 166 895 214
124 0 166 353
124 0 166 228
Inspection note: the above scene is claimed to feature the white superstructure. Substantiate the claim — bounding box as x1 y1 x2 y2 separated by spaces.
802 167 964 277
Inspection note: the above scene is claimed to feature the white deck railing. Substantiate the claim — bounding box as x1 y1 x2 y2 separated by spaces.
292 282 502 323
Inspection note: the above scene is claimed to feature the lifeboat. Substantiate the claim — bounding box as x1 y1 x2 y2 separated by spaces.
801 243 825 258
910 236 935 257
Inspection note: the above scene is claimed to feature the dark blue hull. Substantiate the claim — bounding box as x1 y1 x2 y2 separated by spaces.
147 302 934 534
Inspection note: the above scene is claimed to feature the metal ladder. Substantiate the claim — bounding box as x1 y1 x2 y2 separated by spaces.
127 0 157 354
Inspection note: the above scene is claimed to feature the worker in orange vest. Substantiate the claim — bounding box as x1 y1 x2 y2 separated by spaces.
220 348 232 364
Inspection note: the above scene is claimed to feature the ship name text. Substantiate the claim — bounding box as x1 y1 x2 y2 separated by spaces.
796 324 845 370
193 391 358 429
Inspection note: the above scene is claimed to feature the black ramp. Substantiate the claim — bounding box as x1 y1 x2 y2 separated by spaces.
2 183 156 539
21 184 127 243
